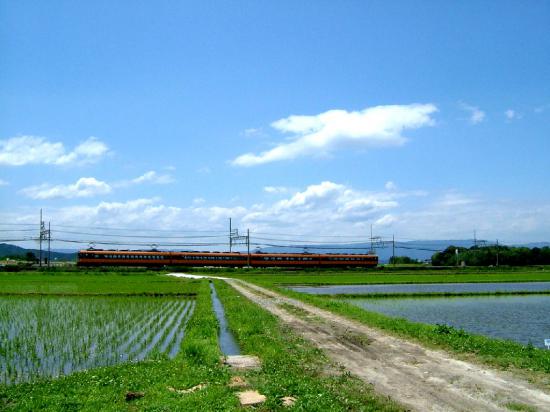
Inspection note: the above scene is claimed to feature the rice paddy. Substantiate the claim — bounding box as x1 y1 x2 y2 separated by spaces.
0 295 195 385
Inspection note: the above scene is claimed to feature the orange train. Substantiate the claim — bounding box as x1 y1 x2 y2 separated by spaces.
77 249 378 268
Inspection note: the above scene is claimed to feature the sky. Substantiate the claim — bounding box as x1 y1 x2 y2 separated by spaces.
1 0 549 248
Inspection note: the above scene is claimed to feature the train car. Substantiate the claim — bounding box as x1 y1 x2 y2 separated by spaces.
77 250 172 267
170 251 248 267
77 249 378 268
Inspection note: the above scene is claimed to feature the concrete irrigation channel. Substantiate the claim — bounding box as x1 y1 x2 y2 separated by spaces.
168 273 550 411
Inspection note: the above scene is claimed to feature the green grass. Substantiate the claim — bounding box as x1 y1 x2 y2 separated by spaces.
227 267 550 286
0 272 198 295
215 280 403 411
270 287 550 382
0 280 238 411
170 265 550 285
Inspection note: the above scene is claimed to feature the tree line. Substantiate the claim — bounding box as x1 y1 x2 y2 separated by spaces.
431 245 550 266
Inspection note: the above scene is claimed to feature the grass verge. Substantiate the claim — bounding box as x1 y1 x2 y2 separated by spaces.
215 280 403 411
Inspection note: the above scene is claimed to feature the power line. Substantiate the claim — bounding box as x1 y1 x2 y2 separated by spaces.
51 238 230 248
51 229 227 239
253 236 371 244
52 223 226 233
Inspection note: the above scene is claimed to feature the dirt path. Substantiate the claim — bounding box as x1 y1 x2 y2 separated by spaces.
226 279 550 412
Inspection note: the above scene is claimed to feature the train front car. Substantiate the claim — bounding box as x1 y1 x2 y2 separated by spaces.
77 250 171 267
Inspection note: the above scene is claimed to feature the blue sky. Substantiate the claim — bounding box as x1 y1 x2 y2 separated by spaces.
1 1 549 246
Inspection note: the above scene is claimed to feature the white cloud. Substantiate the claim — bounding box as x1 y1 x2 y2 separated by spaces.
242 128 264 138
504 109 522 121
436 192 477 207
20 177 112 199
263 186 289 194
375 214 397 227
112 170 176 188
232 104 438 166
385 181 397 191
131 171 175 185
5 182 550 247
460 103 485 125
56 198 183 228
0 136 109 166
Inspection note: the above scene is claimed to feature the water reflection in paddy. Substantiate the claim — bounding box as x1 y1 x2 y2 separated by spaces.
289 281 550 295
345 294 550 348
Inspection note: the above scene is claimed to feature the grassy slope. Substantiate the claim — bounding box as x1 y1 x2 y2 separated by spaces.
0 280 238 411
214 280 402 411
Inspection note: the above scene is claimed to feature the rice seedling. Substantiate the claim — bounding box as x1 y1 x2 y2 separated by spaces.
0 295 195 384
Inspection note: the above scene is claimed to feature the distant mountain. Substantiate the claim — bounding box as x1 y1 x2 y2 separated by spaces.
520 242 550 248
0 243 77 261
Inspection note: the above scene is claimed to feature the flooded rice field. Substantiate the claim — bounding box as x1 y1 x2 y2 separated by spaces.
0 296 195 385
345 294 550 348
289 281 550 295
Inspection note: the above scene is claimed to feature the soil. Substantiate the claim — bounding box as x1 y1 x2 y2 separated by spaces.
226 278 550 412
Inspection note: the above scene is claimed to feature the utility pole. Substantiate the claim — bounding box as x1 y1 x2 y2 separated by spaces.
474 230 477 247
392 234 395 266
39 209 43 267
48 221 51 268
229 218 232 252
247 229 250 267
370 224 373 254
496 239 499 267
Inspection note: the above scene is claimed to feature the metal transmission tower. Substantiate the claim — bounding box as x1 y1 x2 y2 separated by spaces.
230 228 251 266
38 210 50 267
368 224 383 254
47 222 51 267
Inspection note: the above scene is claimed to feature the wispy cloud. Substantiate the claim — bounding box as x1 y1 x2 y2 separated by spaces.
263 186 289 194
504 109 521 121
131 171 175 185
197 166 211 174
385 181 397 191
232 104 438 166
459 103 485 125
0 136 109 166
534 104 550 114
113 170 176 188
241 128 266 138
0 179 8 186
20 177 112 199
